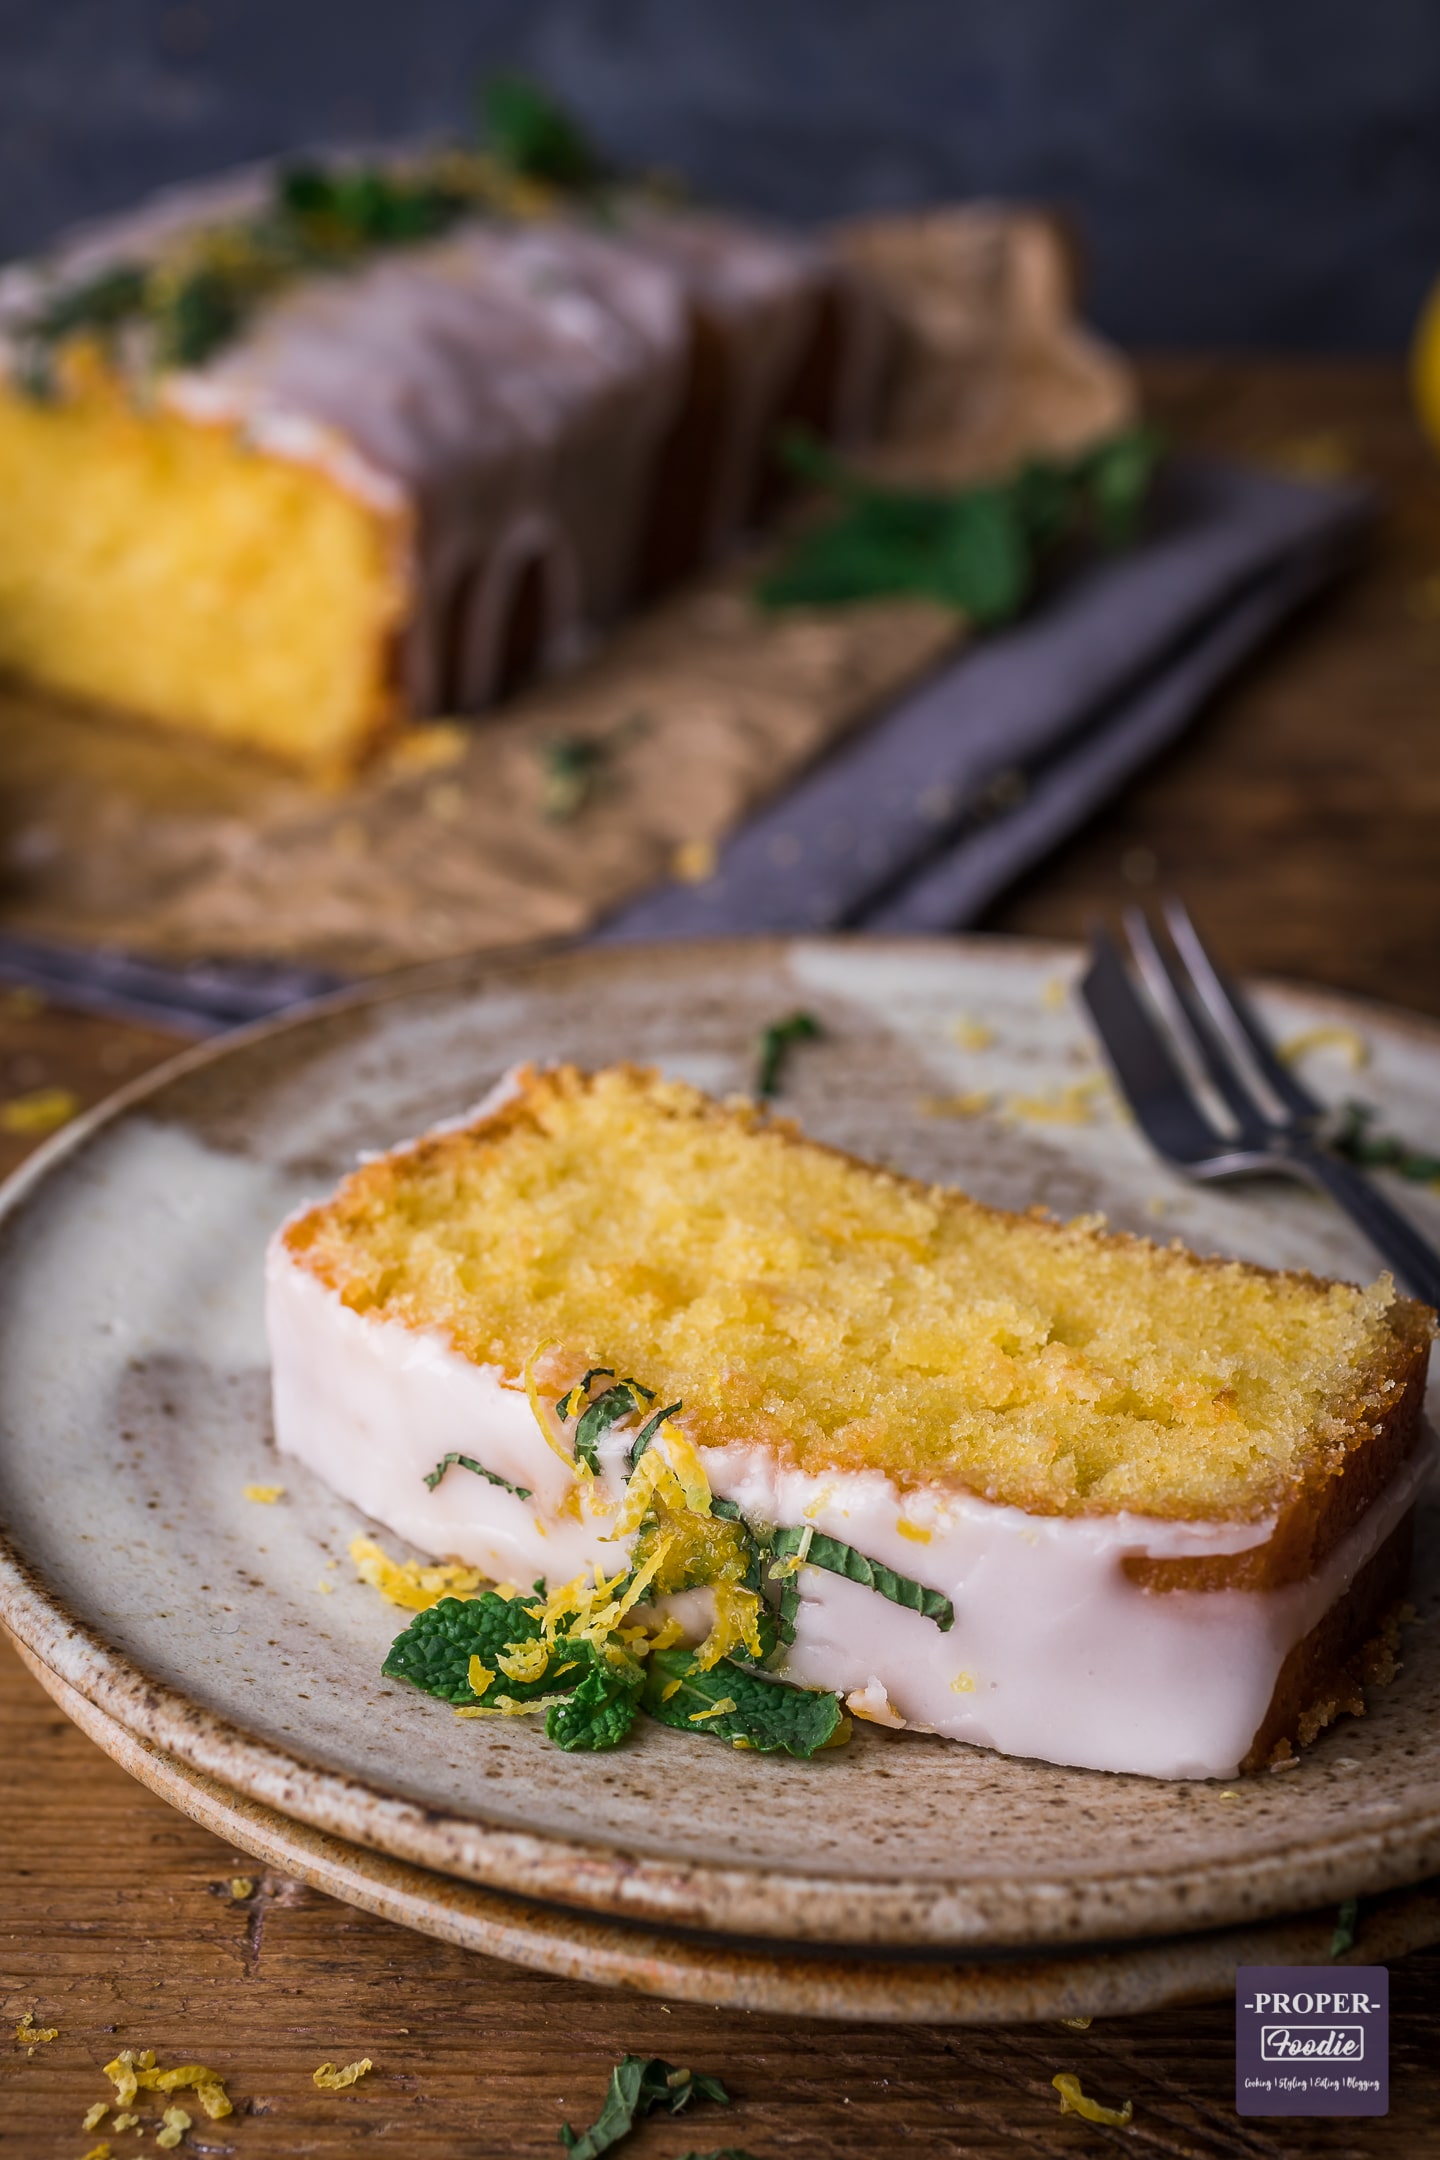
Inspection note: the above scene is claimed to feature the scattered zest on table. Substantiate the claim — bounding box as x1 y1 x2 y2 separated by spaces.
1052 2071 1134 2127
14 2009 58 2052
313 2056 374 2089
558 2055 730 2159
102 2048 233 2121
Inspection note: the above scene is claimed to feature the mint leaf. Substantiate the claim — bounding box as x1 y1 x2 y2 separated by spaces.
643 1645 846 1757
382 1592 545 1703
482 71 608 191
755 1010 822 1099
546 1659 643 1753
627 1398 683 1471
572 1380 655 1473
757 428 1160 623
559 2057 729 2159
423 1451 532 1499
770 1524 953 1632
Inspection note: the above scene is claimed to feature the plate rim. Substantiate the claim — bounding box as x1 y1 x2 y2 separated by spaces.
13 1630 1440 2026
1 931 1438 1951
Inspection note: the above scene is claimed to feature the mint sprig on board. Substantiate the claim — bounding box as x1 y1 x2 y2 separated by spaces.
757 428 1160 624
770 1524 955 1632
423 1451 532 1499
559 2055 730 2158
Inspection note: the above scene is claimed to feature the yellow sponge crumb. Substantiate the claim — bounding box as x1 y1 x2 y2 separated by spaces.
156 2106 191 2150
243 1483 285 1504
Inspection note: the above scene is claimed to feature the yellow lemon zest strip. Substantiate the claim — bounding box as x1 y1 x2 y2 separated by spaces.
1052 2072 1133 2126
525 1340 583 1473
313 2058 374 2089
688 1697 736 1722
1279 1025 1369 1071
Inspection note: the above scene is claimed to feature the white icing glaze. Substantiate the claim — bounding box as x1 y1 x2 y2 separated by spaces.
0 162 881 724
265 1234 1431 1780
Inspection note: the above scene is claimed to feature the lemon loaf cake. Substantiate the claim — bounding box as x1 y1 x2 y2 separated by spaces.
0 153 885 772
267 1063 1434 1778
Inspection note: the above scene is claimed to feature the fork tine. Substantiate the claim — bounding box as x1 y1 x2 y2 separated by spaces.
1163 898 1325 1123
1079 928 1227 1164
1124 906 1268 1138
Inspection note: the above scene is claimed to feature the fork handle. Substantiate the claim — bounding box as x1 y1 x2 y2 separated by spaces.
1287 1141 1440 1310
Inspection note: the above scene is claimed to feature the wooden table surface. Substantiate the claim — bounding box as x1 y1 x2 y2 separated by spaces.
3 358 1439 2157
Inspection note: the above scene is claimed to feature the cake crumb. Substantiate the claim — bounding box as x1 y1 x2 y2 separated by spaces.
15 2009 58 2051
229 1876 255 1899
156 2104 192 2149
243 1483 285 1504
1059 2015 1092 2030
846 1679 906 1729
82 2103 110 2131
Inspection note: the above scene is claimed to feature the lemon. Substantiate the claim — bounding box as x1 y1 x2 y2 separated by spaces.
1412 276 1440 453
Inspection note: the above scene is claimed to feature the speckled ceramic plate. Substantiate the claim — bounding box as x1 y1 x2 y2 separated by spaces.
0 937 1437 1955
14 1634 1440 2024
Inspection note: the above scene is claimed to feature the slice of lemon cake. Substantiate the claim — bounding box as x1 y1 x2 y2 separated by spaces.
267 1063 1434 1778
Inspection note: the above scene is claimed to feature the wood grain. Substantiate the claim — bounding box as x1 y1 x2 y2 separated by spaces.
4 357 1440 2156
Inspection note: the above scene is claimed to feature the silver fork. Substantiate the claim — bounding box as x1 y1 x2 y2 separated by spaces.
1079 897 1440 1308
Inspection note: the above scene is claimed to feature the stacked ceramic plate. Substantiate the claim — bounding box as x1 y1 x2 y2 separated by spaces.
2 938 1437 2023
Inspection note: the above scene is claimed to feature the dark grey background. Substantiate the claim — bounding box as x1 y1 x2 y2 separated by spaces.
3 0 1439 352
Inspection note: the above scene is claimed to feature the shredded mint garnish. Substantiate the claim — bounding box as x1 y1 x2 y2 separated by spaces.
757 428 1160 624
627 1398 683 1470
559 1377 657 1474
770 1524 954 1631
13 77 612 397
1333 1100 1440 1183
423 1451 532 1499
756 1010 822 1099
559 2056 729 2159
643 1644 846 1757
